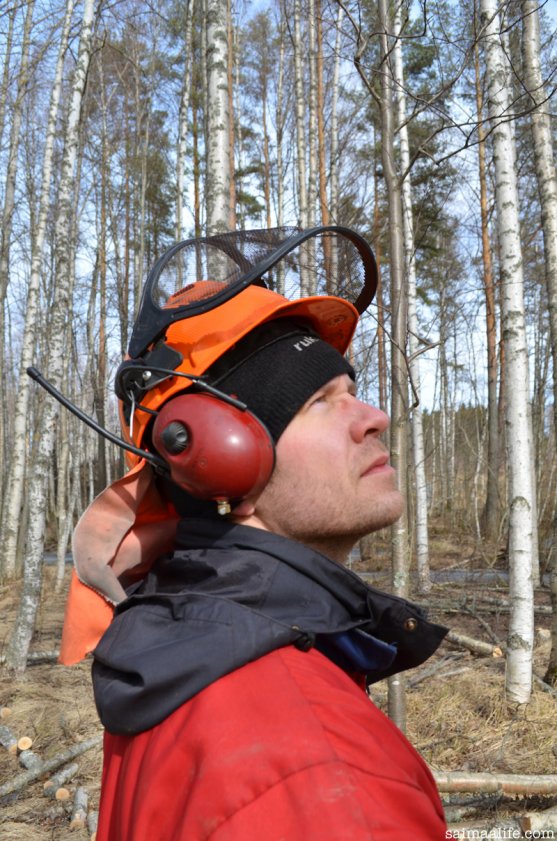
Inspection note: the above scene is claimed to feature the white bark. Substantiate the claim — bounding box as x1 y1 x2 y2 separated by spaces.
176 0 196 243
0 0 75 580
0 0 34 308
329 4 343 227
307 0 317 229
4 0 97 672
206 0 230 234
292 0 311 293
378 0 409 731
0 0 35 494
392 0 431 593
0 5 16 155
521 0 557 685
480 0 536 704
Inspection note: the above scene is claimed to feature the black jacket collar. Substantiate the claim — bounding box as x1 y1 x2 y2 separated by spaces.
92 519 447 735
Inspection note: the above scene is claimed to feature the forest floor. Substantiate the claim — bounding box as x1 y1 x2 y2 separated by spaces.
0 522 556 840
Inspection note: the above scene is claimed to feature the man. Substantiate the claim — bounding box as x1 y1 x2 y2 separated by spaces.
59 227 447 840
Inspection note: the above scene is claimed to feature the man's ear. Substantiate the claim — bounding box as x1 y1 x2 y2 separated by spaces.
231 498 256 518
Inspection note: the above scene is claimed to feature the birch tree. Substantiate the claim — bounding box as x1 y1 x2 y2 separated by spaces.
4 0 98 672
480 0 536 704
176 0 196 242
392 0 431 593
521 0 557 685
473 24 500 545
0 0 35 485
206 0 230 234
0 0 75 581
378 0 410 730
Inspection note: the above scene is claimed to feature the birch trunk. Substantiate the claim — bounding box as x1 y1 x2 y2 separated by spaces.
226 0 236 228
206 0 230 235
307 0 317 229
4 0 97 672
474 27 500 545
276 17 286 292
0 0 75 581
329 4 343 227
392 0 431 593
292 0 310 292
521 0 557 684
378 0 409 730
0 5 16 153
176 0 196 243
0 0 35 491
480 0 536 704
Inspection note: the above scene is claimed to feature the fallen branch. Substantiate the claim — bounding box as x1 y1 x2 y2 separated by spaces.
88 808 98 841
43 762 79 800
445 630 503 658
70 786 88 829
408 653 467 689
447 817 523 836
434 770 557 795
521 804 557 833
0 649 60 666
0 724 18 754
534 674 557 700
18 748 42 772
0 734 102 798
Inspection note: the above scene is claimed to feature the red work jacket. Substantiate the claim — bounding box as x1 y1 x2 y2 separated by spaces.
97 645 446 841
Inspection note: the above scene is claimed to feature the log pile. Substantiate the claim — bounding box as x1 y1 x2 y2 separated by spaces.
0 711 101 838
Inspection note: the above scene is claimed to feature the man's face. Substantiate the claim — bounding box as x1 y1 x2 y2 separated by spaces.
242 373 404 561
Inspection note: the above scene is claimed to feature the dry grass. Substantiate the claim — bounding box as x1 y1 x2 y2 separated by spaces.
1 556 556 838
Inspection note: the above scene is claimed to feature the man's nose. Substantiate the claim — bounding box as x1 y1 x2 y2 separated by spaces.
350 400 390 442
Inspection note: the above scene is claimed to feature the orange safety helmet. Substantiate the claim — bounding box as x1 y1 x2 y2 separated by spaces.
60 225 377 664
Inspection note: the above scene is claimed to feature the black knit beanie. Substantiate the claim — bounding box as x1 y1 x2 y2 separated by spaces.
159 318 354 515
206 318 355 443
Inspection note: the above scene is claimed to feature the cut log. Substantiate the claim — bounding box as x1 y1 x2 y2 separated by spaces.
521 804 557 833
434 770 557 795
445 630 503 658
70 786 88 829
19 748 42 772
0 724 18 754
447 818 523 836
87 808 98 840
17 736 33 752
43 762 79 799
0 734 102 798
0 649 60 666
0 707 11 719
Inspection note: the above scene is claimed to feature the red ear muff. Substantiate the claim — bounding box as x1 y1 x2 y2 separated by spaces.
152 393 275 505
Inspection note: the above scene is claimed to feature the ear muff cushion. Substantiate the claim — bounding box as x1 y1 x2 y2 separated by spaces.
152 394 275 501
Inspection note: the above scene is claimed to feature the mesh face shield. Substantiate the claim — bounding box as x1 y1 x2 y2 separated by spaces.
128 225 378 359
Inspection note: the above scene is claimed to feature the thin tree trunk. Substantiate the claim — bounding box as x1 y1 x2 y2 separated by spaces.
275 16 286 292
0 0 75 582
392 0 430 594
176 0 196 243
378 0 409 731
372 165 388 416
0 0 35 496
481 0 536 705
473 26 500 545
227 0 236 228
206 0 230 234
4 0 97 673
292 0 309 291
521 0 557 684
330 4 343 226
0 5 16 153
